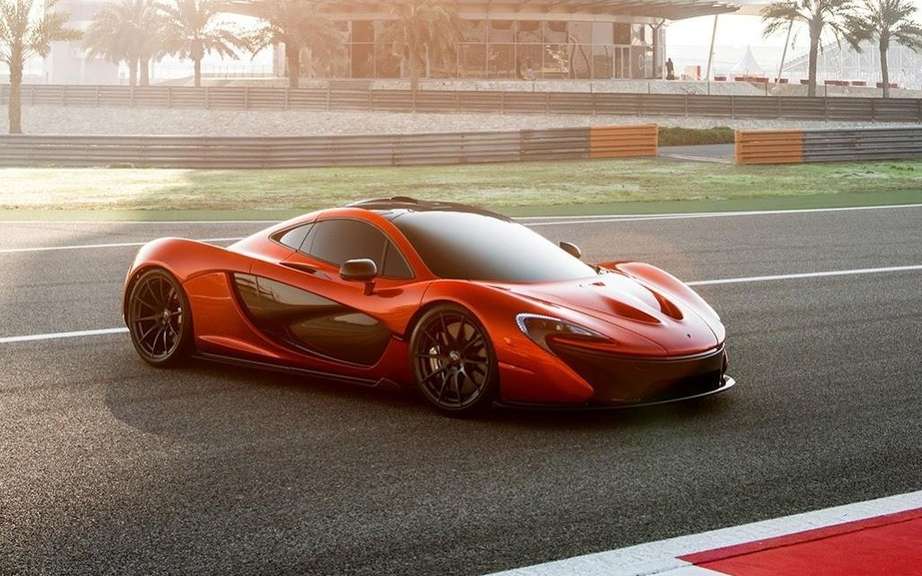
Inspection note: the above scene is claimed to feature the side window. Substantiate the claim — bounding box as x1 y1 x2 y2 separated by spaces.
274 223 313 250
382 242 413 279
306 219 388 268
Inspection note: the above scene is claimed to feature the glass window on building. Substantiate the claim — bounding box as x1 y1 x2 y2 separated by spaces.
430 46 458 78
517 44 542 79
489 20 515 43
516 20 541 44
592 22 613 45
544 21 568 43
571 45 591 79
375 42 401 78
614 23 631 45
352 20 374 43
632 24 647 46
488 44 515 78
569 22 591 45
461 19 486 42
330 45 350 78
653 26 665 78
544 44 569 78
373 21 401 78
644 46 656 79
460 44 486 77
631 45 645 77
352 43 374 78
592 46 613 79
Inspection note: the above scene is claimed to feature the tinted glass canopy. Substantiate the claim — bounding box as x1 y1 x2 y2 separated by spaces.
392 211 596 283
302 219 412 279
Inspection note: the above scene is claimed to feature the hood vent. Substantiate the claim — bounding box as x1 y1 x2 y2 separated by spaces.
652 290 684 320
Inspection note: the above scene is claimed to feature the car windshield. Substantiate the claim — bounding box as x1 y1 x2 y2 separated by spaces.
392 211 597 283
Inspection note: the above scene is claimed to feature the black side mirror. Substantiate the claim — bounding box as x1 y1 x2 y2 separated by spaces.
559 241 582 259
340 258 378 294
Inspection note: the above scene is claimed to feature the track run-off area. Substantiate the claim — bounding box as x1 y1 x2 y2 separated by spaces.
1 203 921 575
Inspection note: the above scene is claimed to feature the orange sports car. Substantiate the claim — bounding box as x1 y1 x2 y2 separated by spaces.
123 198 734 415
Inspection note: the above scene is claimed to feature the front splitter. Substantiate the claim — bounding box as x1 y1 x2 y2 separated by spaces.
494 374 736 412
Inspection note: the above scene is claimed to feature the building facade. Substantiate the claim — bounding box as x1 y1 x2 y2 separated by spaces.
253 0 739 81
45 0 120 84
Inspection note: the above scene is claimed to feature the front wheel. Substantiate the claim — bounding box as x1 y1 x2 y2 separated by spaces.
126 268 192 366
410 304 498 415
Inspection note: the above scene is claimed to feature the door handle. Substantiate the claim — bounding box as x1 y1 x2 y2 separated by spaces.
281 261 318 274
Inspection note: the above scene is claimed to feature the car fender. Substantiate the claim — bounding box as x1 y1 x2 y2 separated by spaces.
420 280 595 404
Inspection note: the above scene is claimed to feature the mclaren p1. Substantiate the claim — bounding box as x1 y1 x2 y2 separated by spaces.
123 198 734 414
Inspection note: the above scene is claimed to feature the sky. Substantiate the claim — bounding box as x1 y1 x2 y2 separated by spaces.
666 0 922 74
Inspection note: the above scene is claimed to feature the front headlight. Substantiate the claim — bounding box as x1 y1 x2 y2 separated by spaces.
515 313 609 353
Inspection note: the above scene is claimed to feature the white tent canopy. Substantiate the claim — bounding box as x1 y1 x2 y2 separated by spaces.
732 46 766 76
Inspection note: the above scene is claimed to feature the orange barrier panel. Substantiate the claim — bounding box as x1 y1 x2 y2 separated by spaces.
735 130 804 165
590 125 658 159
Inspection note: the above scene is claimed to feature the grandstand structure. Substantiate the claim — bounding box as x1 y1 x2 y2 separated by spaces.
783 41 922 88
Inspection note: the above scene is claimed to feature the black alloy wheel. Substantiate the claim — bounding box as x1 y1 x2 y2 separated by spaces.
127 268 191 366
410 304 497 414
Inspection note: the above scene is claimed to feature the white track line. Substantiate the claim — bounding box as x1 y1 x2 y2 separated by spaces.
0 327 129 344
686 264 922 286
486 490 922 576
4 202 921 254
1 202 920 227
2 264 920 345
517 202 922 223
0 237 243 254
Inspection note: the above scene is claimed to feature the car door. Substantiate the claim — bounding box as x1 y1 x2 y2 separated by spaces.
241 218 422 368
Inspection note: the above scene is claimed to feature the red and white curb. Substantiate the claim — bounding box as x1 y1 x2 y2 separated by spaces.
488 490 922 575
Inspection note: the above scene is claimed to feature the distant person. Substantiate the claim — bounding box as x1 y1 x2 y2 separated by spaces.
666 58 675 80
518 58 535 81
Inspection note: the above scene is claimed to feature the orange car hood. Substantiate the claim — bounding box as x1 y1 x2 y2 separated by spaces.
497 271 722 356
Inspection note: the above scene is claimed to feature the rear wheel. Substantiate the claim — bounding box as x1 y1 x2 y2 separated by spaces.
127 268 192 366
410 304 497 415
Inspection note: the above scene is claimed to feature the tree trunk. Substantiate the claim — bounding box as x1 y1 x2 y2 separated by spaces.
287 45 300 89
807 25 820 97
408 43 419 94
140 58 150 87
8 49 23 135
129 58 138 87
194 58 202 88
879 36 890 98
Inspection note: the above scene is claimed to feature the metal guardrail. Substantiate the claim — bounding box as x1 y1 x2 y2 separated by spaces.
735 127 922 164
0 125 657 168
2 84 922 122
802 128 922 162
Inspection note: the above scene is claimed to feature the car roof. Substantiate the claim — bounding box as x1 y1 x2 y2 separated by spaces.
347 197 511 222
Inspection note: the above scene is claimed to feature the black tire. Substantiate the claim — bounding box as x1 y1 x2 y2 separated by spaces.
409 304 498 415
126 268 192 366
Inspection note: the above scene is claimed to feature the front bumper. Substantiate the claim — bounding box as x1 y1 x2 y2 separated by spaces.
495 374 735 411
498 342 734 409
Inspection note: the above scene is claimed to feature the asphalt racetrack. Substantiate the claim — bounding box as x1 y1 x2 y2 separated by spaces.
2 205 921 575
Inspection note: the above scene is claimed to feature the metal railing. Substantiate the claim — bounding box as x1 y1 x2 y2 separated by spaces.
2 84 922 122
735 127 922 164
0 125 657 168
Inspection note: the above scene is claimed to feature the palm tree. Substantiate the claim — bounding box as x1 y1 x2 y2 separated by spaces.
84 0 162 87
1 0 80 134
377 0 463 93
159 0 246 87
845 0 922 97
762 0 854 96
248 0 341 89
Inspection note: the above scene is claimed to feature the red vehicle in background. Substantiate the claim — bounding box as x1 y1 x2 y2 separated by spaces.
124 198 733 415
